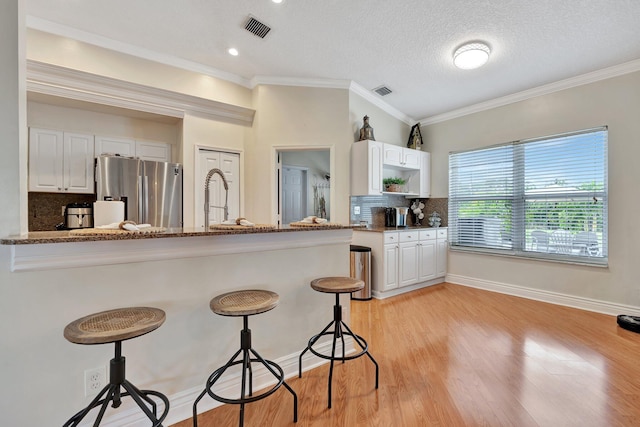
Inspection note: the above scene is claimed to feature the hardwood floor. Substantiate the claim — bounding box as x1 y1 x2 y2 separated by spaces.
173 283 640 427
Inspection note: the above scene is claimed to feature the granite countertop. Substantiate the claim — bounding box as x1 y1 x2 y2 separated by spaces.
354 225 446 233
1 224 364 245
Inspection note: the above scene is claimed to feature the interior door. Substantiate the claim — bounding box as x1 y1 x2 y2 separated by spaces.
196 149 240 229
281 165 307 224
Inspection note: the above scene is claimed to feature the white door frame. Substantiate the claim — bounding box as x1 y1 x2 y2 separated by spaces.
194 145 243 229
271 145 334 225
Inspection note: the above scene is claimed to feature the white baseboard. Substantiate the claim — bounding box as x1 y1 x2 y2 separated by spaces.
89 338 354 427
446 273 640 317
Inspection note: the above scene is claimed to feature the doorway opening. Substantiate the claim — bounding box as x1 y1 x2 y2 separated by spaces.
276 148 331 226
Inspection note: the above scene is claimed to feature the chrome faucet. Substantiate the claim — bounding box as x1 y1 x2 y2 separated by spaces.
204 168 229 229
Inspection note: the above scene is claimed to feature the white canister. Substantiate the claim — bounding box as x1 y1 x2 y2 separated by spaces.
93 201 125 227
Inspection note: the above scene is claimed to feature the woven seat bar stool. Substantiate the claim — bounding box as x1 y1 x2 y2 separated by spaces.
193 289 298 427
62 307 169 427
298 277 379 408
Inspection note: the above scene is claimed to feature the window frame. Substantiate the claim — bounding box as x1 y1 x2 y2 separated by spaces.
448 127 608 266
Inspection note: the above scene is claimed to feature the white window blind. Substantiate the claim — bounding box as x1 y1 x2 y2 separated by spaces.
448 127 607 265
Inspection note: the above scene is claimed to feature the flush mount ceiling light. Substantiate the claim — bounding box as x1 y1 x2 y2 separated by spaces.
228 48 239 56
453 42 491 70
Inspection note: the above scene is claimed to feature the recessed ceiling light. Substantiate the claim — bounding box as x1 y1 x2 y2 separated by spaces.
228 48 239 56
272 0 283 3
453 42 491 70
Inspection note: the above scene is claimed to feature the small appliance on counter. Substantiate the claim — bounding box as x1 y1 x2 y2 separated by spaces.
384 207 409 228
384 207 396 227
396 206 408 227
58 202 94 230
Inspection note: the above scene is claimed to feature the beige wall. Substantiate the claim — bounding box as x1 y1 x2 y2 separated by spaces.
181 114 246 227
349 91 410 146
27 101 180 145
247 84 352 224
422 71 640 307
27 29 253 110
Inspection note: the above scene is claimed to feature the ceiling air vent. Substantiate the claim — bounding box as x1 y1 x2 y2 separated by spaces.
373 85 392 96
244 15 271 39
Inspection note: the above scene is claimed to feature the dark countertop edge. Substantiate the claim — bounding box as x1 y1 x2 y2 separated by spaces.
1 225 365 245
355 225 447 233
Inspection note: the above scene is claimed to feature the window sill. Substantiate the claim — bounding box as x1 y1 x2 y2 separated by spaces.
449 245 608 268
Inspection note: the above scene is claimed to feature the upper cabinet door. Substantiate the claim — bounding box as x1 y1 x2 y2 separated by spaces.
64 132 95 193
402 149 421 169
383 144 403 167
95 135 135 157
28 128 64 192
419 151 431 198
136 140 172 162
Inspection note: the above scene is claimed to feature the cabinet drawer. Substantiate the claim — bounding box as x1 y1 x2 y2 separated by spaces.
419 229 437 240
384 232 399 244
399 231 418 242
437 228 448 239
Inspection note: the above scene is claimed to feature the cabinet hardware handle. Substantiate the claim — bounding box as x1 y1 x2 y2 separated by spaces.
57 187 61 190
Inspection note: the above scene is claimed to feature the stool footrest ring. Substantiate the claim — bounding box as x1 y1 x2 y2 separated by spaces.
205 357 285 405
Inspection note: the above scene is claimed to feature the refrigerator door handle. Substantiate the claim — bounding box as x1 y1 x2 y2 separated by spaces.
142 175 149 224
138 175 144 223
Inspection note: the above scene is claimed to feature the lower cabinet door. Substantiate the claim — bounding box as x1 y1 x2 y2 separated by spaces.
383 244 399 291
399 242 418 287
418 240 437 281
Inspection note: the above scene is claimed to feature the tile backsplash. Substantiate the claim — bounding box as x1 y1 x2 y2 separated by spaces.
29 192 96 231
350 195 448 227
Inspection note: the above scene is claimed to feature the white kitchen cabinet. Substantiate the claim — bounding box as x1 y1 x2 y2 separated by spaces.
136 140 172 162
352 227 447 299
351 139 429 197
383 242 399 291
419 151 431 198
351 139 383 196
95 135 135 157
28 128 94 193
417 229 437 282
436 228 448 277
399 231 419 287
383 144 420 169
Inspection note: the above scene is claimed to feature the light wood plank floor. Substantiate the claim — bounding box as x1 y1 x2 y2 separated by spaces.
173 283 640 427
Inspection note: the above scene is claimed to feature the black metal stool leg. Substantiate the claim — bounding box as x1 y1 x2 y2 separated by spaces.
194 314 298 427
63 340 168 427
299 319 335 377
299 290 379 409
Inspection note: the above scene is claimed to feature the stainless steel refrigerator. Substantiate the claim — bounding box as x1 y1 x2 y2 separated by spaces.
96 155 183 227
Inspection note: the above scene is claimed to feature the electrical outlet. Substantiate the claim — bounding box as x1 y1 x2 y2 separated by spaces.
354 206 360 215
84 366 106 397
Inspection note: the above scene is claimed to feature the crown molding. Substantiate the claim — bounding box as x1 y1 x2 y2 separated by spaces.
349 81 415 126
250 75 351 90
420 58 640 126
27 16 414 127
26 60 255 126
26 16 253 89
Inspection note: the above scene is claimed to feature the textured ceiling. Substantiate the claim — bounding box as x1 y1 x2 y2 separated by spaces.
25 0 640 122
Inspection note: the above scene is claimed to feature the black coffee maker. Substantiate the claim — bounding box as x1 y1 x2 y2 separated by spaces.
384 207 396 227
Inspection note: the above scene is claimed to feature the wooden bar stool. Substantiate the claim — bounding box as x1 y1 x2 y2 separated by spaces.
298 277 379 408
193 289 298 427
62 307 169 427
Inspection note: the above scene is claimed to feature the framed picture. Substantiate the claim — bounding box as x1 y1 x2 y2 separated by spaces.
407 124 423 149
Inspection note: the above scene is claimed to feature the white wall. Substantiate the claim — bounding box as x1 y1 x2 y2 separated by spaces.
422 71 640 307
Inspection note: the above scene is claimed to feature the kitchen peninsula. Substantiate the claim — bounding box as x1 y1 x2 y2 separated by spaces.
1 225 359 425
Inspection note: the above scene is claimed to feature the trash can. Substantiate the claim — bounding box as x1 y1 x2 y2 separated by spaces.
350 245 372 300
